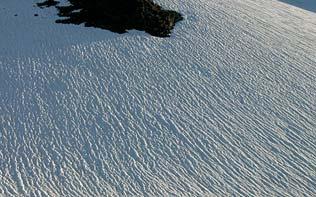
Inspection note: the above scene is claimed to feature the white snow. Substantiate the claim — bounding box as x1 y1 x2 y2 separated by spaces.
1 0 316 196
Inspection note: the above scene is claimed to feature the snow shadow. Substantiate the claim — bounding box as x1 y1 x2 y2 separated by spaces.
279 0 316 12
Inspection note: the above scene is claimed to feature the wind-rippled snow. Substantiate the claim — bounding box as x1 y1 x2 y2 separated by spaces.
1 0 316 196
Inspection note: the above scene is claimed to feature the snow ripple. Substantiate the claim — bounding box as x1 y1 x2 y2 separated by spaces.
1 0 316 196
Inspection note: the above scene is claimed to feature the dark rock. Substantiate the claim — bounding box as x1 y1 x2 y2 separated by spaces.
37 0 183 37
37 0 59 8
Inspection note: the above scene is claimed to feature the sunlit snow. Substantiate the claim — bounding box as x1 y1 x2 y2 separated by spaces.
1 0 316 196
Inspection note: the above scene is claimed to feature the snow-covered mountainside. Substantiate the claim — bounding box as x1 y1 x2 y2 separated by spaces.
1 0 316 196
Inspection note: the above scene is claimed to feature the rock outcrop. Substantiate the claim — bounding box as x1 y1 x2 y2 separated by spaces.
37 0 183 37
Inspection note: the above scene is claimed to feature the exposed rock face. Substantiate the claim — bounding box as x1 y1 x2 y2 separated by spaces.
37 0 183 37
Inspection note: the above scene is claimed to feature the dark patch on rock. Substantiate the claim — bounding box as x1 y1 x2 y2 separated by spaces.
37 0 183 37
37 0 59 8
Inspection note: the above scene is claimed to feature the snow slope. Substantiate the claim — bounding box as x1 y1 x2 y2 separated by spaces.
1 0 316 196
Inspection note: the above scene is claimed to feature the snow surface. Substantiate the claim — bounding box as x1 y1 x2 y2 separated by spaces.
1 0 316 196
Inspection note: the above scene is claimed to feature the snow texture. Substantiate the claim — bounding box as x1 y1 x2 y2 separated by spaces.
1 0 316 196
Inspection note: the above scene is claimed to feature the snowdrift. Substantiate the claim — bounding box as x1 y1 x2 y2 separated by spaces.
1 0 316 196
